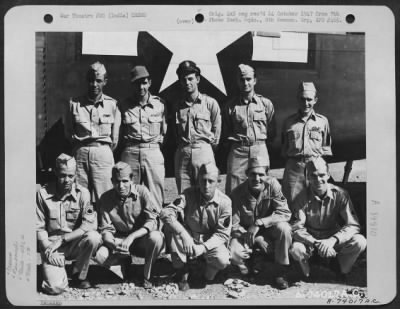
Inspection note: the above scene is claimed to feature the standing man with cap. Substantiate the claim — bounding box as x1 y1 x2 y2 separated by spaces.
64 61 121 208
119 65 167 208
36 154 102 294
160 162 232 291
96 162 164 288
290 157 366 281
281 81 332 208
223 64 276 195
173 60 222 194
229 156 292 290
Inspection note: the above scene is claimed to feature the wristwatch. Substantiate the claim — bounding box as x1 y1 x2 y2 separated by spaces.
61 234 66 244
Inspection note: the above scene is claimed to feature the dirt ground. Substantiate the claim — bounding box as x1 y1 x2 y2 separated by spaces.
37 160 368 303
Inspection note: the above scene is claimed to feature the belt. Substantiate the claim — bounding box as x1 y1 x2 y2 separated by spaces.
78 141 110 147
180 141 209 148
233 140 265 146
125 141 160 148
289 156 315 163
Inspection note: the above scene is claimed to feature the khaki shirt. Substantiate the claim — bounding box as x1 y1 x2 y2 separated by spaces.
98 184 160 241
160 188 232 251
36 183 97 249
174 93 221 146
223 94 276 144
230 177 291 238
291 184 361 246
119 94 167 144
64 94 121 148
281 110 332 158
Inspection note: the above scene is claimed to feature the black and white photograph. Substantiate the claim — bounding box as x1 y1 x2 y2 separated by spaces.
4 4 396 306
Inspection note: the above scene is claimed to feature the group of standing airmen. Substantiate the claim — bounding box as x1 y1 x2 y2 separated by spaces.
36 60 366 295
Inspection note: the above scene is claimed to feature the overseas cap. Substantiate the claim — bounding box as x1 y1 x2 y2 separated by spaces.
247 156 269 171
112 161 132 179
55 153 76 171
305 156 329 174
298 81 317 93
176 60 201 77
237 64 255 77
88 61 107 76
131 65 150 83
198 162 219 178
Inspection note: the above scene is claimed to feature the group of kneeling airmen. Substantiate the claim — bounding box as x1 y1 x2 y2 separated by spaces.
36 60 366 295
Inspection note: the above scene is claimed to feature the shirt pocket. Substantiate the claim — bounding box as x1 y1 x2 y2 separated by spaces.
308 127 322 142
123 113 138 125
99 114 114 136
48 208 61 230
194 112 210 132
66 205 81 222
148 114 163 136
253 110 267 136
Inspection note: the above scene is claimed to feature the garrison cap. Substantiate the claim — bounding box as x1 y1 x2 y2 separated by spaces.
237 64 255 77
247 156 269 171
55 153 76 171
88 61 107 77
112 161 132 179
131 65 150 83
305 156 329 173
198 162 219 177
176 60 201 77
298 81 317 93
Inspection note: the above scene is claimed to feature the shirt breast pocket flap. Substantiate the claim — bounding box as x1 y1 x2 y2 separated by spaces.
66 208 80 221
309 129 322 141
253 111 266 121
100 114 114 124
196 112 210 122
148 115 163 123
124 114 138 124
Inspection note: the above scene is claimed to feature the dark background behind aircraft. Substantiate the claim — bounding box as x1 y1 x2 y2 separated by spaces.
36 31 365 181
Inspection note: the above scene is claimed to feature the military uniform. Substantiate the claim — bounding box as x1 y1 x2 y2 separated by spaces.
119 94 167 207
36 183 101 295
160 187 232 279
290 183 366 274
174 93 221 193
223 94 275 194
230 177 292 266
281 109 332 207
64 93 121 204
96 184 164 281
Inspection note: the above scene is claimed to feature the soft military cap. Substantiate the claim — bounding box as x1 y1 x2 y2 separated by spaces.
298 81 317 93
247 156 269 171
55 153 76 170
131 65 150 83
238 64 255 77
176 60 201 77
112 161 132 179
198 162 219 177
88 61 107 76
305 156 329 174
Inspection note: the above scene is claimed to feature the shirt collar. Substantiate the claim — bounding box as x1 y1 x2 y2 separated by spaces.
87 94 105 106
200 188 221 206
44 182 79 202
309 183 333 202
182 92 203 106
240 93 258 105
130 93 154 108
297 109 316 121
